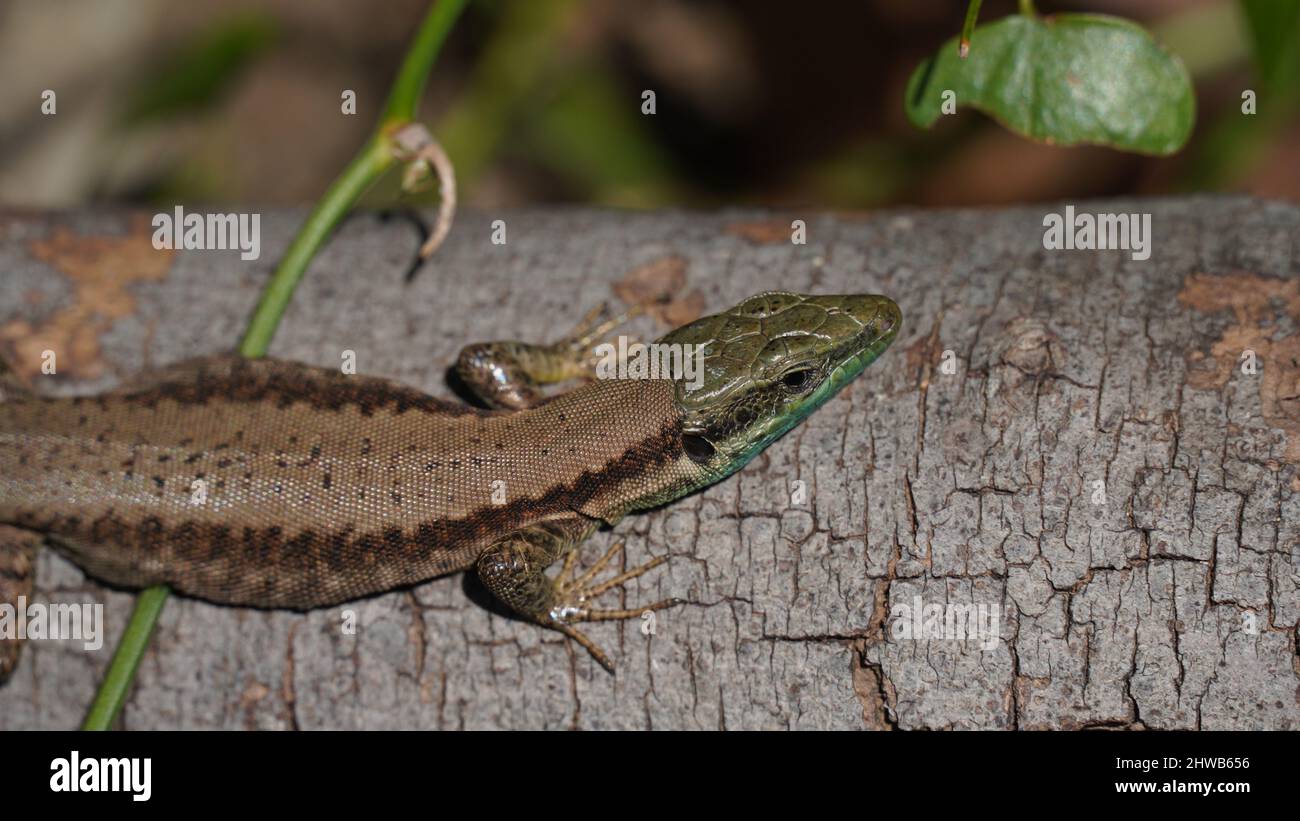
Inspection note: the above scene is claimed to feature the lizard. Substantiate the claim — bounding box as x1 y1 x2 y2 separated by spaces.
0 290 900 677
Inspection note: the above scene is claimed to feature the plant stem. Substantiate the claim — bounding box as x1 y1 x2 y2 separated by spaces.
244 0 469 356
80 0 470 731
238 136 394 357
960 0 983 57
81 586 168 730
1019 0 1037 16
383 0 470 126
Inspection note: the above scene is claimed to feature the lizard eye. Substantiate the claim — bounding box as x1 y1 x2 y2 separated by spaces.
682 433 716 464
780 368 815 392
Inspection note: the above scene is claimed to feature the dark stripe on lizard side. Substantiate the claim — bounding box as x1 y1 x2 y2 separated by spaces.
16 415 689 608
103 354 485 417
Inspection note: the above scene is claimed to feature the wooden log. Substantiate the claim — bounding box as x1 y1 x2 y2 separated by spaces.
0 198 1296 729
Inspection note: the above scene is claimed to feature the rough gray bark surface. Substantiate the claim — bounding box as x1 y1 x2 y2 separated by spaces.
0 196 1297 730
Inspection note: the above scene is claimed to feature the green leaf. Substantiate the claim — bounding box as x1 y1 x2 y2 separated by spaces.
906 13 1195 156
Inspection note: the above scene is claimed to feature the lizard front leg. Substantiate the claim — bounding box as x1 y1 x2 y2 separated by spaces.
476 518 681 672
456 302 644 409
0 525 41 684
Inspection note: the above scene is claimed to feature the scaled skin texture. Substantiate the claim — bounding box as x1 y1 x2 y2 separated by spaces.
0 291 899 673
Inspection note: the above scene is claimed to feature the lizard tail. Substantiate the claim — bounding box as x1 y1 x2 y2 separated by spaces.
0 525 40 684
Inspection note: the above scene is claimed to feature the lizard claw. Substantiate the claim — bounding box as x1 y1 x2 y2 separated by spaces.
546 541 684 672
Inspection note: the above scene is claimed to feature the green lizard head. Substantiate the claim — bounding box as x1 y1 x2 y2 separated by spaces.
658 291 900 480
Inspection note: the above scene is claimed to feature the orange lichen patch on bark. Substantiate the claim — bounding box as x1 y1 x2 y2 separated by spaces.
612 255 704 327
1177 271 1300 327
613 255 686 303
903 332 931 382
903 314 944 391
1178 271 1300 462
725 219 792 244
851 656 896 731
0 215 175 381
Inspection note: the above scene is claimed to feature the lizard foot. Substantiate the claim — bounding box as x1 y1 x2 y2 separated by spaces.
0 525 41 684
564 302 645 351
563 302 649 376
548 540 683 672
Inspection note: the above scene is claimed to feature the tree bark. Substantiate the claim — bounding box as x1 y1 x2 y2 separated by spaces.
1 197 1296 729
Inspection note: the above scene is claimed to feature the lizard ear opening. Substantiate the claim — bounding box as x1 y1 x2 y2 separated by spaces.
682 433 716 464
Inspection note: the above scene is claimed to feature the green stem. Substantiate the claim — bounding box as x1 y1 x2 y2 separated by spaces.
960 0 983 56
383 0 470 125
1019 0 1037 16
238 136 394 357
81 587 168 730
81 0 470 731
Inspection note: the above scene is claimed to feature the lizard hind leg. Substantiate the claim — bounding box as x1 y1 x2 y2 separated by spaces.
0 525 41 684
475 522 682 672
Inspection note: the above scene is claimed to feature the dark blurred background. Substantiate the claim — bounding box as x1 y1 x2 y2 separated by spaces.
1 0 1295 210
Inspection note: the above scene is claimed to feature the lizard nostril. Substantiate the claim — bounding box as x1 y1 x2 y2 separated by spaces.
870 302 898 336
